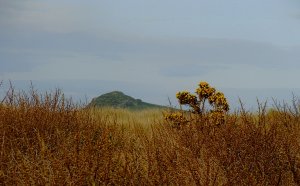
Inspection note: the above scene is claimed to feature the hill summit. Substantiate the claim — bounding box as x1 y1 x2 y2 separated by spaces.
88 91 166 110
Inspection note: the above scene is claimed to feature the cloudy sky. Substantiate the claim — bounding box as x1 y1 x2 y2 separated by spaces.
1 0 300 108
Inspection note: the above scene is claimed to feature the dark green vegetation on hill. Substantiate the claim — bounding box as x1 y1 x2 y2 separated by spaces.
3 83 300 185
88 91 167 110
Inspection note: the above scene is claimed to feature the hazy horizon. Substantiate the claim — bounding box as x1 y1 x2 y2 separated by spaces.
1 0 300 109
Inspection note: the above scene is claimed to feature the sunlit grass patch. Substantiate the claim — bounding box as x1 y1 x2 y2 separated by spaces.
1 82 300 185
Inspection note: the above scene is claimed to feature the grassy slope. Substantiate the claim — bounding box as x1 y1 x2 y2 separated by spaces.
1 88 300 185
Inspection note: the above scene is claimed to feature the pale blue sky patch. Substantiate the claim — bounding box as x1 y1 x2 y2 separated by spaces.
1 0 300 108
160 64 228 77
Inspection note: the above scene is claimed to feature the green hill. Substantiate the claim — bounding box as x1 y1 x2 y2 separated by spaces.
88 91 167 110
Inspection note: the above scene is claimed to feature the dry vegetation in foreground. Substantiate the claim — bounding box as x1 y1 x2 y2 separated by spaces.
1 83 300 185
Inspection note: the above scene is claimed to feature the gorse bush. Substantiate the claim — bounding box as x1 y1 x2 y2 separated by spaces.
1 81 300 185
164 82 300 185
165 81 229 127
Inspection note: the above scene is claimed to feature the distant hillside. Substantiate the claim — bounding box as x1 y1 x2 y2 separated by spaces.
88 91 167 110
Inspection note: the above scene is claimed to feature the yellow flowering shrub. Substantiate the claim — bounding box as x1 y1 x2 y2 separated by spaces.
209 109 226 125
164 112 189 128
176 91 200 114
196 82 216 99
208 91 229 112
176 91 197 105
166 81 229 127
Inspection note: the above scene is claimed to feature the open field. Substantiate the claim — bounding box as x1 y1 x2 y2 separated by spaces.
1 87 300 185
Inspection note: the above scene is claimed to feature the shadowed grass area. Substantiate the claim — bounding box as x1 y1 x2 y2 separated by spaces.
1 83 300 185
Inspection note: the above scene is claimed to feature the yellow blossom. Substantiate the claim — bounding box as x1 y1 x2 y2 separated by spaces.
196 82 216 99
166 81 229 128
176 91 197 105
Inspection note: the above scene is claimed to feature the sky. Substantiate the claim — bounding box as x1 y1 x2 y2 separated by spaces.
1 0 300 109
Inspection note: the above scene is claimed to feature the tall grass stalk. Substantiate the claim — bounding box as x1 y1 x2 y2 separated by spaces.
1 84 300 185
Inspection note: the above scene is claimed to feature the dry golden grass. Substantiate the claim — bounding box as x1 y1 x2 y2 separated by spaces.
1 84 300 185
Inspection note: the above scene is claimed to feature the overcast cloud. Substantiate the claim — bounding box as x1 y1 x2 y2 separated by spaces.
1 0 300 108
